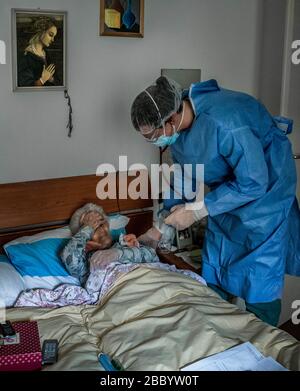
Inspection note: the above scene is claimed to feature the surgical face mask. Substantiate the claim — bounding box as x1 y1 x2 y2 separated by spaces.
152 102 185 148
153 130 180 147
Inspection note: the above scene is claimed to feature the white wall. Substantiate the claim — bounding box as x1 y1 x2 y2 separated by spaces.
279 0 300 325
259 0 286 115
0 0 264 183
288 0 300 197
260 0 300 326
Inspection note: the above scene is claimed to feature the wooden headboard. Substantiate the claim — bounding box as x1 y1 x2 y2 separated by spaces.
0 173 153 253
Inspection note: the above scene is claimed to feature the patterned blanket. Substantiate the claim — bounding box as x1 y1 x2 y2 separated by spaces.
15 262 206 308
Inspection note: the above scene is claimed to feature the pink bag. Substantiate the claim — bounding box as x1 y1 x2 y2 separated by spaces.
0 321 42 371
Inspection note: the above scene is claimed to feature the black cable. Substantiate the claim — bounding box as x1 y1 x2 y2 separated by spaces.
64 89 73 137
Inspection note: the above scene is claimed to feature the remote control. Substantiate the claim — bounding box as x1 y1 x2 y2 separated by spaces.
0 321 16 337
42 339 58 365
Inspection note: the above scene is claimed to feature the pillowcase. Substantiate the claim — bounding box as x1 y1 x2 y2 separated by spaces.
108 213 130 241
0 254 26 307
3 214 130 290
4 227 79 290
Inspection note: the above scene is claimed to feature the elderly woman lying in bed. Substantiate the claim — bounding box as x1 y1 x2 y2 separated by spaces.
15 204 206 308
60 203 163 286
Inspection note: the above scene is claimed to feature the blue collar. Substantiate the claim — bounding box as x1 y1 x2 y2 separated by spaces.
182 79 220 116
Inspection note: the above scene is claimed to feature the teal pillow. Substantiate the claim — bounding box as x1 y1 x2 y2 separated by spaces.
4 227 79 290
108 214 130 241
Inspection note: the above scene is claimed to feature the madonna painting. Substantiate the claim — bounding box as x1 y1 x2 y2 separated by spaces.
12 9 67 91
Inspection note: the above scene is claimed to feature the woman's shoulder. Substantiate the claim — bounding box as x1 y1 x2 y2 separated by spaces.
22 50 45 64
17 51 35 69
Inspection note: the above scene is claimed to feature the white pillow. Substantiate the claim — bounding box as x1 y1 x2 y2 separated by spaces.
0 255 25 308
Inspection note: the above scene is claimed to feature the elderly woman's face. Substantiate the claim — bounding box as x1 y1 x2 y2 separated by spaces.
92 220 113 250
41 26 57 47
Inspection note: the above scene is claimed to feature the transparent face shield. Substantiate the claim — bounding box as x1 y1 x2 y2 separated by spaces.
137 90 177 143
140 125 166 143
138 90 167 142
139 106 185 144
132 76 183 142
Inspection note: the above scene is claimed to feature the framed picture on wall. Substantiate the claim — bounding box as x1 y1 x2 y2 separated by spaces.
100 0 144 38
12 9 67 91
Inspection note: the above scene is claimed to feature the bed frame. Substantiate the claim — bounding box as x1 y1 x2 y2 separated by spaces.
2 173 298 341
0 173 197 272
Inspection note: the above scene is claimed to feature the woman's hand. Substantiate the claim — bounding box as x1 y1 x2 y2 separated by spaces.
123 234 140 248
81 211 104 231
41 64 55 84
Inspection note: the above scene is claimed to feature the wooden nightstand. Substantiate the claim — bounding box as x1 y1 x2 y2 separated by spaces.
157 248 201 275
174 247 202 273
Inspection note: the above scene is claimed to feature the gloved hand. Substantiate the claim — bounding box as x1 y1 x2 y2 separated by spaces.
164 202 208 231
137 227 162 249
154 210 176 252
89 248 122 271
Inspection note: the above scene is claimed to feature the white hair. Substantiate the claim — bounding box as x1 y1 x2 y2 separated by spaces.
69 203 107 235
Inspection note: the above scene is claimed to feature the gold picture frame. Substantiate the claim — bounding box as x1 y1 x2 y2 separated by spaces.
100 0 144 38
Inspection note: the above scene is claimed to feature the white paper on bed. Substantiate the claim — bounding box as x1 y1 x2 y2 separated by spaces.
181 342 289 371
251 357 289 371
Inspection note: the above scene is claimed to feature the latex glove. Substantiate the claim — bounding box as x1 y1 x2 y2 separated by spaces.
89 248 121 271
137 227 162 249
164 202 208 231
154 210 176 252
169 205 183 213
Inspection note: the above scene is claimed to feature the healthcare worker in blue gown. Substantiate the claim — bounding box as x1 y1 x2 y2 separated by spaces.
131 76 300 327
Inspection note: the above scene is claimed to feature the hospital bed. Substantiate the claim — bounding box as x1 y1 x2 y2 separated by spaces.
1 173 300 371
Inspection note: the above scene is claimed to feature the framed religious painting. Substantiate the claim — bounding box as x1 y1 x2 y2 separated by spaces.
12 9 67 91
100 0 144 38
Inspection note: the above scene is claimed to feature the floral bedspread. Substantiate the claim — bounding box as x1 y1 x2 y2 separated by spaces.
15 262 206 308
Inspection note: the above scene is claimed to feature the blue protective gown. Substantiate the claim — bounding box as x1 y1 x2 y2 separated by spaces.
164 79 300 303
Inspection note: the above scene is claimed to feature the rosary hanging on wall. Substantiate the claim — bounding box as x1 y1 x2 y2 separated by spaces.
64 89 73 137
